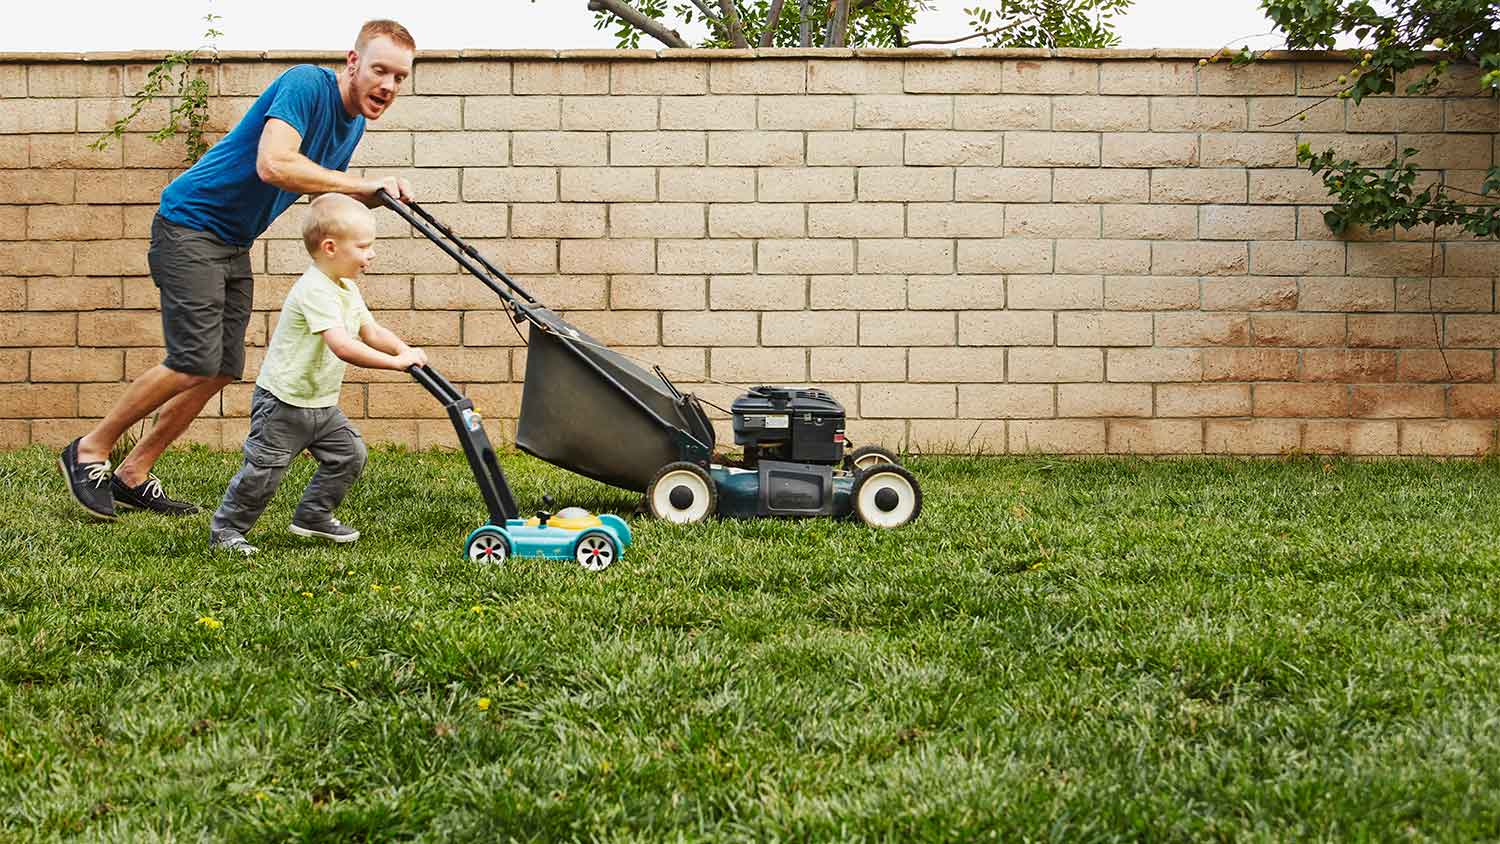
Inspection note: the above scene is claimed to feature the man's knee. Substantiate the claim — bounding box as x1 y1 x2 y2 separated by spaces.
161 359 222 388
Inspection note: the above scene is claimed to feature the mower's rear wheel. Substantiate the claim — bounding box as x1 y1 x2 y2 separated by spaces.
648 462 716 524
850 464 922 528
465 525 511 564
845 445 901 472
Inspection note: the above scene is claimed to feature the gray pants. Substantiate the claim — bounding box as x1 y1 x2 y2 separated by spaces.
211 387 368 543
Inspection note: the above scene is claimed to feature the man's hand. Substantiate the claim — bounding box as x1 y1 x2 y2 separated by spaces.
362 175 413 205
407 346 429 367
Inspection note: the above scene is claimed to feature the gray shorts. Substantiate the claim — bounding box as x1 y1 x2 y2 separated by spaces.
147 213 254 379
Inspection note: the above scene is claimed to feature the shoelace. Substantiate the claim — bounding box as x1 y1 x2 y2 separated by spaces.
142 475 165 500
85 461 113 488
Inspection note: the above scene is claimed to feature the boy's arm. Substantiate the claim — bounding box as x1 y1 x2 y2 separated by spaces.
359 320 417 358
322 325 419 371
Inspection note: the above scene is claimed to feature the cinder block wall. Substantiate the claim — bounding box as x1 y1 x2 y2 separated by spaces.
1 49 1496 455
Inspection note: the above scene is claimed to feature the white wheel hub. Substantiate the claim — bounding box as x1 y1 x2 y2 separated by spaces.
651 469 712 523
856 471 918 528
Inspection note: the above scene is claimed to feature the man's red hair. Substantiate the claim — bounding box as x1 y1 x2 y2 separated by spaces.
355 20 415 52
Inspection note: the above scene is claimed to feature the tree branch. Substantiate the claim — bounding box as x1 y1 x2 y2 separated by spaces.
687 0 721 23
799 0 811 47
759 0 787 47
717 0 751 48
826 0 852 47
587 0 691 48
905 18 1030 47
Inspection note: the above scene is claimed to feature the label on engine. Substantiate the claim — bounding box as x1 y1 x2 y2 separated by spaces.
764 414 789 429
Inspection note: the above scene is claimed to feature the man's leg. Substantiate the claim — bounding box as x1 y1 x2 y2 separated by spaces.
113 373 234 486
75 366 214 466
60 214 234 520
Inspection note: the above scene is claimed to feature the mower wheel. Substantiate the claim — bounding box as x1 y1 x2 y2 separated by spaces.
573 530 618 572
465 525 511 564
844 445 901 472
647 461 717 524
850 464 923 528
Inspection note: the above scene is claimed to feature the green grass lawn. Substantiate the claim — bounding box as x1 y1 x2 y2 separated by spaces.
3 445 1500 842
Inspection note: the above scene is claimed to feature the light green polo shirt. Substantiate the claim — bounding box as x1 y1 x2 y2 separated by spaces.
256 264 373 408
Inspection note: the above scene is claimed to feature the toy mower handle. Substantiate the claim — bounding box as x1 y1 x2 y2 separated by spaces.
408 364 462 404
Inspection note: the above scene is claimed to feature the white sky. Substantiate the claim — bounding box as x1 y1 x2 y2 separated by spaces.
5 0 1298 53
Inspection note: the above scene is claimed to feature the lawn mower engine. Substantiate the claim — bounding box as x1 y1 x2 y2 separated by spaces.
731 386 846 467
712 386 849 518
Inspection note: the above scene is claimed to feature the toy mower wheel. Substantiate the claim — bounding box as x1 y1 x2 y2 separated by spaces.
844 445 901 472
466 525 511 563
647 461 717 524
850 464 922 529
573 530 618 571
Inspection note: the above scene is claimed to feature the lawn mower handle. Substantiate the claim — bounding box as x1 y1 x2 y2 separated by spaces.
374 189 540 308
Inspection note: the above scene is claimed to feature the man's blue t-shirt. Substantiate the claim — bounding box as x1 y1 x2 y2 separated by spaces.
158 65 365 247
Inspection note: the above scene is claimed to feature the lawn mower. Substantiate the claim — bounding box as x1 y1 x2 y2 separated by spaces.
379 190 923 533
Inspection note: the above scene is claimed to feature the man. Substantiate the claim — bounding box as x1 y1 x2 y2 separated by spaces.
59 19 417 521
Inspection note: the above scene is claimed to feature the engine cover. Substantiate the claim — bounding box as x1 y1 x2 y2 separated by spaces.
731 386 846 465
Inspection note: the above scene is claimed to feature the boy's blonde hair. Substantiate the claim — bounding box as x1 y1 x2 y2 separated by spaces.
301 193 373 256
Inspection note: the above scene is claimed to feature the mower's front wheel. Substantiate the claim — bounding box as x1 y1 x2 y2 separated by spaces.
844 444 901 472
573 530 619 572
850 464 923 528
647 461 717 524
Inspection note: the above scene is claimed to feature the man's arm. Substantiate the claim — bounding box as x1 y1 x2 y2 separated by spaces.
255 118 412 204
322 325 420 371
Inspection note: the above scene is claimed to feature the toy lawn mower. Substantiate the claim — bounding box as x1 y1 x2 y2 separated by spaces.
410 363 631 570
379 191 923 532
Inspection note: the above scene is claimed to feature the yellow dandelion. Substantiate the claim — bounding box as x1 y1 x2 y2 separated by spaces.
371 584 383 592
301 591 314 598
471 605 484 614
254 791 268 802
477 697 491 711
347 659 359 668
196 616 222 629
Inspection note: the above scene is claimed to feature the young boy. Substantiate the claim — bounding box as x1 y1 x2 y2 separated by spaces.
210 193 426 555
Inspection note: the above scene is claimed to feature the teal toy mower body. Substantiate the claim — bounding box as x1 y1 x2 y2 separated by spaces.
464 511 631 572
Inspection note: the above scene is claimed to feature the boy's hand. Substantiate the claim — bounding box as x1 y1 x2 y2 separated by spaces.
394 349 425 371
407 346 429 367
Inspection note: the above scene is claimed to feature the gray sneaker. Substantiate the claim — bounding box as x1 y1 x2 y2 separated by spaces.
288 518 359 543
211 534 259 557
